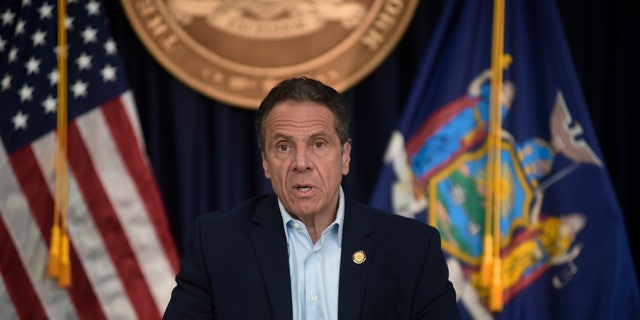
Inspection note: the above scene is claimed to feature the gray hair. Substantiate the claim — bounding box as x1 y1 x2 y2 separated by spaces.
255 77 351 151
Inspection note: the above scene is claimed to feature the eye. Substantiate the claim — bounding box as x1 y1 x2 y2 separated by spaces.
277 144 290 152
313 141 326 149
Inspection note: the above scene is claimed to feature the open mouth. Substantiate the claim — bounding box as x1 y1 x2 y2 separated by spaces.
297 186 311 192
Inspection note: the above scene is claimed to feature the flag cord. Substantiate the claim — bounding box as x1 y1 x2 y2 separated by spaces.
483 0 507 312
48 0 71 287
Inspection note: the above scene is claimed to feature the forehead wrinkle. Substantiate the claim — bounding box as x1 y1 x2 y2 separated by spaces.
270 117 331 128
268 119 333 138
265 101 337 141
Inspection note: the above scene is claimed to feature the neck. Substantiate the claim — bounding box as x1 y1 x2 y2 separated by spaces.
292 212 336 244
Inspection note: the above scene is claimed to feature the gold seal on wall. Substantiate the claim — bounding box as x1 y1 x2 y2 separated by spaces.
120 0 419 109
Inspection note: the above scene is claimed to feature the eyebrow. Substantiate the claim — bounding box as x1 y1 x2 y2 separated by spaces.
271 132 293 142
309 132 331 140
270 131 331 142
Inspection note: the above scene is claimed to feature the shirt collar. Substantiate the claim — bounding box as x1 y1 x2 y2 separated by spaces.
278 186 345 247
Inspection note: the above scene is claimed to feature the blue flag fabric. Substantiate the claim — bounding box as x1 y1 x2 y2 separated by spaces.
370 0 640 319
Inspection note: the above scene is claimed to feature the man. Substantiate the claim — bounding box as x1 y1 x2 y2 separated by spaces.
164 77 461 319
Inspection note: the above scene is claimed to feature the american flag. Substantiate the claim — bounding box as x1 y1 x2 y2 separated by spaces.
0 1 179 319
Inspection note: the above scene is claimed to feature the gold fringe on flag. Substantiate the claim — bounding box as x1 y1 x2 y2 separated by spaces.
47 0 71 288
480 0 507 312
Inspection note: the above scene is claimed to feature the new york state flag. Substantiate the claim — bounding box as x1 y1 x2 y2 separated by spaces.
370 0 640 319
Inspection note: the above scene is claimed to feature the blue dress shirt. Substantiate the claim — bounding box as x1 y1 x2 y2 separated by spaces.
279 187 345 320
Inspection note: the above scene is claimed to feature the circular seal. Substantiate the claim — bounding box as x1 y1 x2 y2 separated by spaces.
352 250 366 264
120 0 419 109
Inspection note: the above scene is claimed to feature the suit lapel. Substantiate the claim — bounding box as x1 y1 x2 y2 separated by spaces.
250 196 293 320
338 198 375 320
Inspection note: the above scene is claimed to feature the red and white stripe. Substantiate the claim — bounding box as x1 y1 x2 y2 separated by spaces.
0 91 179 319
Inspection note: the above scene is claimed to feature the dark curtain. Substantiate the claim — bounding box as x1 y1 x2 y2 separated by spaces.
104 1 638 279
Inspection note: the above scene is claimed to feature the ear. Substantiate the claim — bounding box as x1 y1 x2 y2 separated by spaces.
341 140 352 175
261 151 271 179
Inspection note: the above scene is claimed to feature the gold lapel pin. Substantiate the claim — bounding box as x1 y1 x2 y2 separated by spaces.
352 250 366 264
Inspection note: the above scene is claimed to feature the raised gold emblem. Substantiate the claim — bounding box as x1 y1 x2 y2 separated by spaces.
120 0 419 109
352 250 366 264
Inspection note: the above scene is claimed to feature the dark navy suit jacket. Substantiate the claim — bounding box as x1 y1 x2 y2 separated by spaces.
163 194 461 319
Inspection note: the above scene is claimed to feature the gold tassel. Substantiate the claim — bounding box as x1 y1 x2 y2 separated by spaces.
47 225 61 277
57 232 71 287
489 254 503 310
479 235 494 287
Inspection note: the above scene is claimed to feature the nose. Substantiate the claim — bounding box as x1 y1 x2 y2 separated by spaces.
292 147 312 172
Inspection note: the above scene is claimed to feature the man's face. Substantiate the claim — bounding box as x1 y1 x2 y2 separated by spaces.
261 101 351 220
